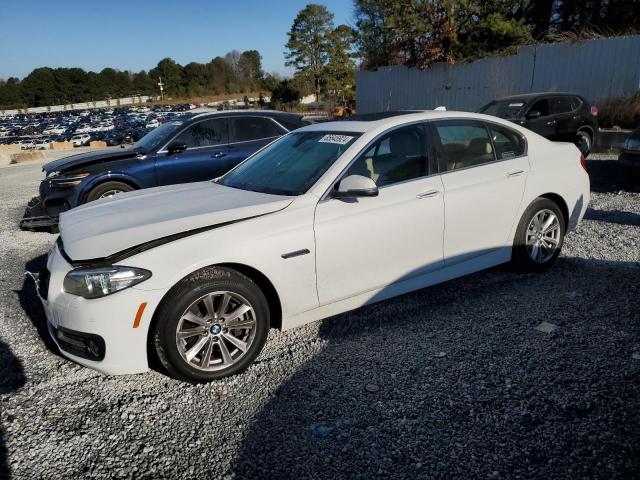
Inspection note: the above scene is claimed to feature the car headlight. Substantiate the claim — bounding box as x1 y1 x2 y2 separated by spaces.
63 266 151 299
624 138 640 151
49 172 90 187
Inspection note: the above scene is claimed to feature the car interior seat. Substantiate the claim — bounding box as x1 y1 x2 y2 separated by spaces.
374 130 425 186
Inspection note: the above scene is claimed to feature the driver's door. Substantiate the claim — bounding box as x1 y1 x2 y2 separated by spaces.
314 124 445 305
155 118 231 185
523 98 555 139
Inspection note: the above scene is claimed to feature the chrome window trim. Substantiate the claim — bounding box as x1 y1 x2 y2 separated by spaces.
157 115 287 154
319 117 528 201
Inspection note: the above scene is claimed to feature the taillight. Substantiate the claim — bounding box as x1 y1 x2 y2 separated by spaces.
590 105 598 116
580 154 588 172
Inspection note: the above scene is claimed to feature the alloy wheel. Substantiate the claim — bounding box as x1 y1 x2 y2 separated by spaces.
525 209 561 263
98 189 123 199
175 291 257 371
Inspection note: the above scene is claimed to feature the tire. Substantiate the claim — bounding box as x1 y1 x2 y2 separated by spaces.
151 266 270 383
511 198 565 272
85 181 134 203
575 130 592 157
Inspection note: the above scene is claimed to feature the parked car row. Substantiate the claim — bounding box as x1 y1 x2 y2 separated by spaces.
0 103 197 149
24 108 590 383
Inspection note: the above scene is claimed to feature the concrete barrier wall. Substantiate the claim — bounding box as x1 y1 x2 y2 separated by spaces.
0 95 158 116
0 144 22 153
51 142 74 150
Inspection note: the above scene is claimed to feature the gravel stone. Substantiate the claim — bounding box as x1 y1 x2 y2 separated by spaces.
0 155 638 479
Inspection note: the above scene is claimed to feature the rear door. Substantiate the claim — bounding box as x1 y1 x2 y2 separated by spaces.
523 99 555 138
225 116 286 170
433 120 529 264
549 96 578 140
155 118 230 185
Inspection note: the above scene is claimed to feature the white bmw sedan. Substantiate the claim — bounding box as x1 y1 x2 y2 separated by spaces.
34 111 590 382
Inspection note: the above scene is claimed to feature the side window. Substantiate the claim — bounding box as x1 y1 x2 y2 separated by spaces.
345 125 427 187
550 96 574 114
570 96 583 110
229 117 283 143
173 119 227 148
435 121 495 171
528 99 550 117
488 123 526 160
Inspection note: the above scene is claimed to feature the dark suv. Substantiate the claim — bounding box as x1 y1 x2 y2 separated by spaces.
21 111 309 230
478 92 598 155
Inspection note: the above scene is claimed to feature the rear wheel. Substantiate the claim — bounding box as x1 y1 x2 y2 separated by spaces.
85 181 134 203
151 267 270 383
512 198 565 272
576 130 592 157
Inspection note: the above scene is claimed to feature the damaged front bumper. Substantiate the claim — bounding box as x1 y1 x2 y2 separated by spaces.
20 196 59 230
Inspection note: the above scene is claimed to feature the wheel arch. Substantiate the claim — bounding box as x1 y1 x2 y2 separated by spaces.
147 262 283 339
577 125 594 140
538 192 569 230
79 174 141 204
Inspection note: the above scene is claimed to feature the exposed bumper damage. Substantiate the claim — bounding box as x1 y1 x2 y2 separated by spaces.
20 196 59 230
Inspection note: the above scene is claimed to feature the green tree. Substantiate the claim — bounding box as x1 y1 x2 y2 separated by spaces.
183 62 208 96
261 72 281 93
285 4 334 101
21 67 57 106
149 58 184 97
0 78 23 108
271 79 301 107
323 24 357 98
238 50 264 91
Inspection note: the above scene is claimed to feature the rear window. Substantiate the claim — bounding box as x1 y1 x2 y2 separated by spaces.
549 96 574 114
488 123 526 159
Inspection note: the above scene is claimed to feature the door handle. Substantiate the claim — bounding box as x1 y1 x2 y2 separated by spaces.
546 120 556 125
507 170 525 177
416 189 439 199
211 152 227 158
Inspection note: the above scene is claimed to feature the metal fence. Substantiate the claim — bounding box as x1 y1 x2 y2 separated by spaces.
356 35 640 114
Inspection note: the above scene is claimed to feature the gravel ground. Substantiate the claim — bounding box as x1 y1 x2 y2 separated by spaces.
0 155 638 480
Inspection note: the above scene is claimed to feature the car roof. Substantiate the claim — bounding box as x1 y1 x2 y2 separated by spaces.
297 110 515 134
188 109 304 122
492 92 583 102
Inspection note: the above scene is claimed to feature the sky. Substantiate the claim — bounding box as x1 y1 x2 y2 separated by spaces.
0 0 354 79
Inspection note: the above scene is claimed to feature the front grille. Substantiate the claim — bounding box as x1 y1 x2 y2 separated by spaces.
39 268 51 300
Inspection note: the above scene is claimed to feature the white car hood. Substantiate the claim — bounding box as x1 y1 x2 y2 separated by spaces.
59 181 293 261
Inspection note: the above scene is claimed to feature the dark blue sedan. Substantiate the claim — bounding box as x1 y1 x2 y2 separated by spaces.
21 111 309 230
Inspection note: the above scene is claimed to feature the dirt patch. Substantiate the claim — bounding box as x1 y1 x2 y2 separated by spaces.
9 151 46 164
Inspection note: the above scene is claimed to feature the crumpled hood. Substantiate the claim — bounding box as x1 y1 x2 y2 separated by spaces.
43 148 142 175
59 181 293 261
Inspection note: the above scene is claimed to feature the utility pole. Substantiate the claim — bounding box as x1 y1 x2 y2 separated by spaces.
158 77 164 102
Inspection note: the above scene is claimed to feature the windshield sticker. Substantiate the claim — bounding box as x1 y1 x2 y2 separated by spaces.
508 103 524 107
319 134 354 145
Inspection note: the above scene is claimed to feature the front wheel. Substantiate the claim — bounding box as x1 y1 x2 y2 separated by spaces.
512 198 565 272
85 181 135 203
151 267 270 382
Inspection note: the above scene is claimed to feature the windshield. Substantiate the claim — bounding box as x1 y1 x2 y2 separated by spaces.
478 100 527 119
133 121 184 152
219 131 361 196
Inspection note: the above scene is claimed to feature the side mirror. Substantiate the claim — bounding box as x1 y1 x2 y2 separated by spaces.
331 174 378 198
167 142 187 155
526 110 541 120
